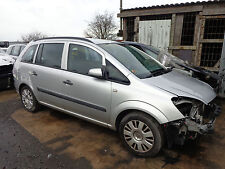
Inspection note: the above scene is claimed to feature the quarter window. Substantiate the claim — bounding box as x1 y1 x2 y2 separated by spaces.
106 60 130 84
67 44 102 75
35 43 64 69
21 45 37 63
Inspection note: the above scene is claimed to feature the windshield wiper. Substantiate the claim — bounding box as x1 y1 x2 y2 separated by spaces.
151 68 170 76
144 74 153 78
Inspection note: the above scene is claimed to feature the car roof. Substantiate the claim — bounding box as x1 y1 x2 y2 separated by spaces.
35 37 93 43
34 37 120 45
9 44 26 47
87 38 119 44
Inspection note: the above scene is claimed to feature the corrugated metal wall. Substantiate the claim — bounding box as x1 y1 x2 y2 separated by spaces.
138 20 171 51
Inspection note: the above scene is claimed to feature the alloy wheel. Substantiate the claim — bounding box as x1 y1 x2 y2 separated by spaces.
123 120 154 153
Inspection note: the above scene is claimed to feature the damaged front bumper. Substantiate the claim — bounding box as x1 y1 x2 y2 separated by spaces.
164 99 221 147
184 104 221 134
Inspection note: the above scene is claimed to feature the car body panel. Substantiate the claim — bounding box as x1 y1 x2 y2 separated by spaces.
142 70 216 104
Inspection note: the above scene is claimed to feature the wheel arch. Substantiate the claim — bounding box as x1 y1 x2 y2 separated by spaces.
112 101 169 131
19 83 29 94
19 83 37 99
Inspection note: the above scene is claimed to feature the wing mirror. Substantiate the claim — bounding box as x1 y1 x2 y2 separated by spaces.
88 68 103 78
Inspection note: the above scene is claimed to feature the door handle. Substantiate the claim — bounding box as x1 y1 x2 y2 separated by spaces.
63 80 73 86
30 71 37 76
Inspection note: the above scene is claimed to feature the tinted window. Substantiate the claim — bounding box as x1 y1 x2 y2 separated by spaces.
21 45 37 63
11 46 21 56
35 43 64 69
106 60 129 84
99 44 164 79
67 44 102 75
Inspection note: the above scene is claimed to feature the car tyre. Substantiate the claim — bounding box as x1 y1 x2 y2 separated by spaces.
119 112 164 157
20 86 39 112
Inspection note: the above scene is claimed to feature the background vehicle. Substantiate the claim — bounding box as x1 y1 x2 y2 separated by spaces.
0 55 14 90
0 45 24 90
123 41 221 91
6 44 26 62
13 37 220 157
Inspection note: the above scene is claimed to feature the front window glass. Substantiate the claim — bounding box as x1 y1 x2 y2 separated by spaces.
67 44 102 75
99 43 165 79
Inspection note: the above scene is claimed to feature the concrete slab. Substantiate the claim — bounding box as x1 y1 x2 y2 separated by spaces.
11 98 225 169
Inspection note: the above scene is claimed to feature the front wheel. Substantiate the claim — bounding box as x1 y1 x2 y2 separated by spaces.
119 112 164 157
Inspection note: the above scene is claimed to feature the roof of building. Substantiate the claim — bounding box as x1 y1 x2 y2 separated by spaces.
122 0 224 11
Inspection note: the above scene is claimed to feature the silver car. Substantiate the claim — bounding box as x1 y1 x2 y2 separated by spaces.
13 37 220 157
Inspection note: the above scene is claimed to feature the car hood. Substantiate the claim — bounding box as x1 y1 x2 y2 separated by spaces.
0 55 14 66
142 70 216 104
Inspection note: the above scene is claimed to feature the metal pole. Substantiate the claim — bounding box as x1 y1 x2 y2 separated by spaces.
219 32 225 97
120 0 123 31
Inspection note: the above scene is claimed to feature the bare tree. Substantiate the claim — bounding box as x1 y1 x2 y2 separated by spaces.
21 31 48 42
84 12 117 40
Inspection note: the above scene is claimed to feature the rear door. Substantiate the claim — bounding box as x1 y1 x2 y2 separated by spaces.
30 43 66 107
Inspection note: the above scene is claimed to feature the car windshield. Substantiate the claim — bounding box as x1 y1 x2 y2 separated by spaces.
99 43 166 79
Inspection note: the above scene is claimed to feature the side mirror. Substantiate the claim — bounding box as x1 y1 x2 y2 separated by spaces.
88 68 103 78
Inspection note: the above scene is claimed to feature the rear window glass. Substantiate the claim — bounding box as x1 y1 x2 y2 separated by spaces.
35 43 64 69
11 46 21 56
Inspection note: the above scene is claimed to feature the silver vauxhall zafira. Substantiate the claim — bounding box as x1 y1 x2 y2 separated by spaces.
13 37 220 157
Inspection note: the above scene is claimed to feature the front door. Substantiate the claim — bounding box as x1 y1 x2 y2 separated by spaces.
60 43 111 124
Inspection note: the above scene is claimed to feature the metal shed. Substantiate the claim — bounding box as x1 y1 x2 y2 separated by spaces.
118 0 225 71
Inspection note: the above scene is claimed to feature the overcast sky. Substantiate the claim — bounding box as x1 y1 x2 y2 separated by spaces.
0 0 205 41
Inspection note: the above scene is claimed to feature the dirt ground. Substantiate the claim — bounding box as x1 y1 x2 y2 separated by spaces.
0 89 225 169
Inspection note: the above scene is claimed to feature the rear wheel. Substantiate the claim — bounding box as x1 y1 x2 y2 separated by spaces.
119 112 164 157
20 86 39 112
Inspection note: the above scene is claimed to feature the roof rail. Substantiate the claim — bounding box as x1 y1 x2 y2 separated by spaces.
34 37 93 43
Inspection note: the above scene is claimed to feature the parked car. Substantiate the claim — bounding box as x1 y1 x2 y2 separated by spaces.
0 54 14 90
123 41 221 92
6 44 26 62
13 37 220 157
0 45 25 90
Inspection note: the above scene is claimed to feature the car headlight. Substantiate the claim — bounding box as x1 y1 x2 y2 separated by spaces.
172 97 199 116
